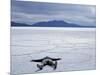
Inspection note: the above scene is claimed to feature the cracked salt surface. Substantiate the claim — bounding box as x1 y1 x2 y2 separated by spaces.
11 27 96 75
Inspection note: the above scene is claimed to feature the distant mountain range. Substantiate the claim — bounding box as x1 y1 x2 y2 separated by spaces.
11 22 31 27
11 20 95 28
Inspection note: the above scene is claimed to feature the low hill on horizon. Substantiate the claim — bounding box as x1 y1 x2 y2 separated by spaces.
11 20 96 28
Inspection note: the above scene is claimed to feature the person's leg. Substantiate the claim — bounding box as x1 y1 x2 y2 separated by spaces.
53 61 57 70
35 64 43 72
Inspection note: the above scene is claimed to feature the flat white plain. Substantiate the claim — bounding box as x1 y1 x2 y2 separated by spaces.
11 27 96 75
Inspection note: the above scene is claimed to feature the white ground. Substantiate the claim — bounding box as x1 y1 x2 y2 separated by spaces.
11 27 96 75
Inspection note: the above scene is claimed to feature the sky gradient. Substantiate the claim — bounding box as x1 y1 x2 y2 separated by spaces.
11 0 96 26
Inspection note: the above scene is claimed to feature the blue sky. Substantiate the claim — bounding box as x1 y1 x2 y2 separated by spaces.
11 0 96 26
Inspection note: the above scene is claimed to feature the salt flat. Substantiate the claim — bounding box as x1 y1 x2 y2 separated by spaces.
11 27 96 75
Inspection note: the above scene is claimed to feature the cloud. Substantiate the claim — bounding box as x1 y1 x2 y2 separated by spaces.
11 0 96 26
